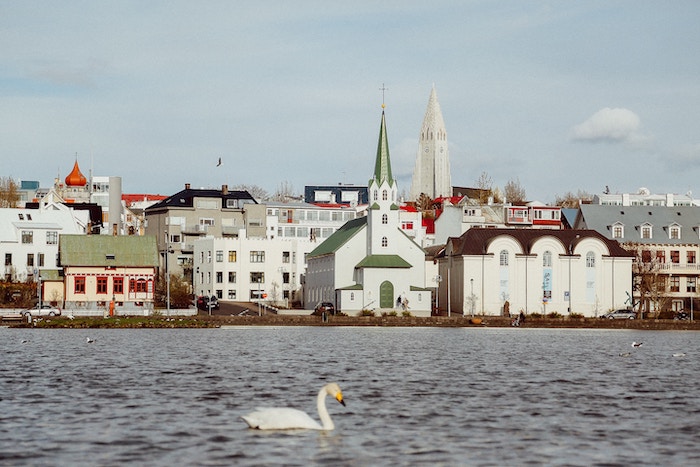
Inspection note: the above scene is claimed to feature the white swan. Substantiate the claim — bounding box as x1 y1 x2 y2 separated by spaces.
241 382 345 430
86 337 95 343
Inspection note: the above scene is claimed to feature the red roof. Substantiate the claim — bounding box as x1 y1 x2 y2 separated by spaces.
122 194 168 206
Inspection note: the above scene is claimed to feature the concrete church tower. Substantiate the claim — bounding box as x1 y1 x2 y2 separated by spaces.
409 86 452 200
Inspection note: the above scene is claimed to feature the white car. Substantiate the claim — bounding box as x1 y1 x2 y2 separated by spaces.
21 305 62 317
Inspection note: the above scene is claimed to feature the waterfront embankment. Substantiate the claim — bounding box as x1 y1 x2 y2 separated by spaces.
4 313 700 330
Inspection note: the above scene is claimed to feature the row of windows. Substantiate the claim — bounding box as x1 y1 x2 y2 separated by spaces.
203 250 299 264
20 231 58 245
641 250 696 264
499 250 597 267
612 224 682 240
72 277 152 294
203 271 297 285
4 253 51 267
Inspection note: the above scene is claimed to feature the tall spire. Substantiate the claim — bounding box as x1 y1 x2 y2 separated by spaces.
373 110 394 186
410 85 451 200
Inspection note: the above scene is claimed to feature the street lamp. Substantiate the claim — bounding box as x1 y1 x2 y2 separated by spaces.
433 274 442 314
470 278 474 317
164 231 172 317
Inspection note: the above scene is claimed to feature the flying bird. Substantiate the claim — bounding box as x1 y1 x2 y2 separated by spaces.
216 157 222 167
632 342 643 347
86 337 95 344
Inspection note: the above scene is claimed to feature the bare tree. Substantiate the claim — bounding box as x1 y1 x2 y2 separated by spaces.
233 184 269 201
555 189 593 208
0 176 20 208
624 242 668 317
504 178 526 204
270 180 298 202
475 171 494 204
415 193 433 211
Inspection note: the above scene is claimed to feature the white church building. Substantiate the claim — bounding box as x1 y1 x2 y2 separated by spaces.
304 107 431 316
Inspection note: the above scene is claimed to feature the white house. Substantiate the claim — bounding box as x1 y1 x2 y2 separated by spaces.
0 204 87 282
305 108 431 316
437 228 633 317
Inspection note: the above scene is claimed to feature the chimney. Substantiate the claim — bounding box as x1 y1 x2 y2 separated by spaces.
222 184 229 195
185 183 191 190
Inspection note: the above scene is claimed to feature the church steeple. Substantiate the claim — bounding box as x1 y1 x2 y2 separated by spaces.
372 110 394 187
410 85 452 200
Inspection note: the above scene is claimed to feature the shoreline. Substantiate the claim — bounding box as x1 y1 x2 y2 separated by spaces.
4 314 700 330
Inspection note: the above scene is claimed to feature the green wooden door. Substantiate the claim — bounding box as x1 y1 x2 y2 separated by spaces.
379 281 394 308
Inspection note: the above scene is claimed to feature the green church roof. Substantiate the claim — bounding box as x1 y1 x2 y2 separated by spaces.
355 254 412 269
372 111 394 186
307 216 367 258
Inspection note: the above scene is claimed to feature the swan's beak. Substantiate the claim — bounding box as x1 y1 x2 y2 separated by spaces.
336 392 346 406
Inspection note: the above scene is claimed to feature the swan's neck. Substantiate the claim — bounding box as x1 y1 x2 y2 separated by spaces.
317 387 334 430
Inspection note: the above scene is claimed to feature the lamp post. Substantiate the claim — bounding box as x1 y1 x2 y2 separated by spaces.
164 231 171 317
433 274 442 314
470 278 474 317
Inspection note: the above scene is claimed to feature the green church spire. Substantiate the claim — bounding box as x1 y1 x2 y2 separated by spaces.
373 110 394 185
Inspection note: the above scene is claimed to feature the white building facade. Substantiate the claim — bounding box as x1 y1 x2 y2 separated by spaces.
438 229 633 317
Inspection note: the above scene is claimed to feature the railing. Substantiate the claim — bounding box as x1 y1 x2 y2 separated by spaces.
657 263 700 271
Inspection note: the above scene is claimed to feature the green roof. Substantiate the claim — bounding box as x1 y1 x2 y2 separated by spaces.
307 216 367 258
355 254 412 269
59 235 159 267
338 283 364 290
372 111 394 186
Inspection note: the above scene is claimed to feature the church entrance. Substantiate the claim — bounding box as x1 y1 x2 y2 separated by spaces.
379 281 394 308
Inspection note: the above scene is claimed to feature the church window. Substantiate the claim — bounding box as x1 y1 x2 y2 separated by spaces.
586 252 595 268
382 190 388 201
373 190 378 201
382 237 388 247
500 250 509 266
382 214 388 224
543 251 552 268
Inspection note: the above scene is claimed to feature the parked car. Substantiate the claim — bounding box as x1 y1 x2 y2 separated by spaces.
601 309 636 319
196 295 219 311
312 302 335 315
21 305 62 317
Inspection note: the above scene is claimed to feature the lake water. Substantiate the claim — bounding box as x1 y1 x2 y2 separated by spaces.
1 326 699 466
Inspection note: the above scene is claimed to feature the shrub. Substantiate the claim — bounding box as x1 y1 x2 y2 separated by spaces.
402 310 412 317
359 309 375 317
569 312 585 319
547 311 563 319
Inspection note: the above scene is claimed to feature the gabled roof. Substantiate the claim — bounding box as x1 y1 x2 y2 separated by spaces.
307 216 367 258
577 205 700 244
355 254 412 269
59 235 159 267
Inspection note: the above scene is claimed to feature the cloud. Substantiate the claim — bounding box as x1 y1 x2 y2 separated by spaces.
570 107 643 143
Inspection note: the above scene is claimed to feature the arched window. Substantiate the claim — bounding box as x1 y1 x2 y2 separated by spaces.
586 252 595 268
381 236 388 247
543 251 552 268
500 250 509 266
382 214 388 224
382 189 388 201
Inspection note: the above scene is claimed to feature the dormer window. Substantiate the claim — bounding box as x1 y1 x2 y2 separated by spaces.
641 224 652 239
612 223 624 239
669 225 681 240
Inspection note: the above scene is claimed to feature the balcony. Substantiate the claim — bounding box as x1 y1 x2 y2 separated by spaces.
182 224 209 235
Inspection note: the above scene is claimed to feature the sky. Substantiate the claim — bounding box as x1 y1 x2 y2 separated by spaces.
2 1 700 204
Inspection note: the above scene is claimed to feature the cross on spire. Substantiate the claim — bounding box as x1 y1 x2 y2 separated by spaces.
379 83 388 108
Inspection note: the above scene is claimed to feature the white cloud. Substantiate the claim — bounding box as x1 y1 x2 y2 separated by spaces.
570 107 642 143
